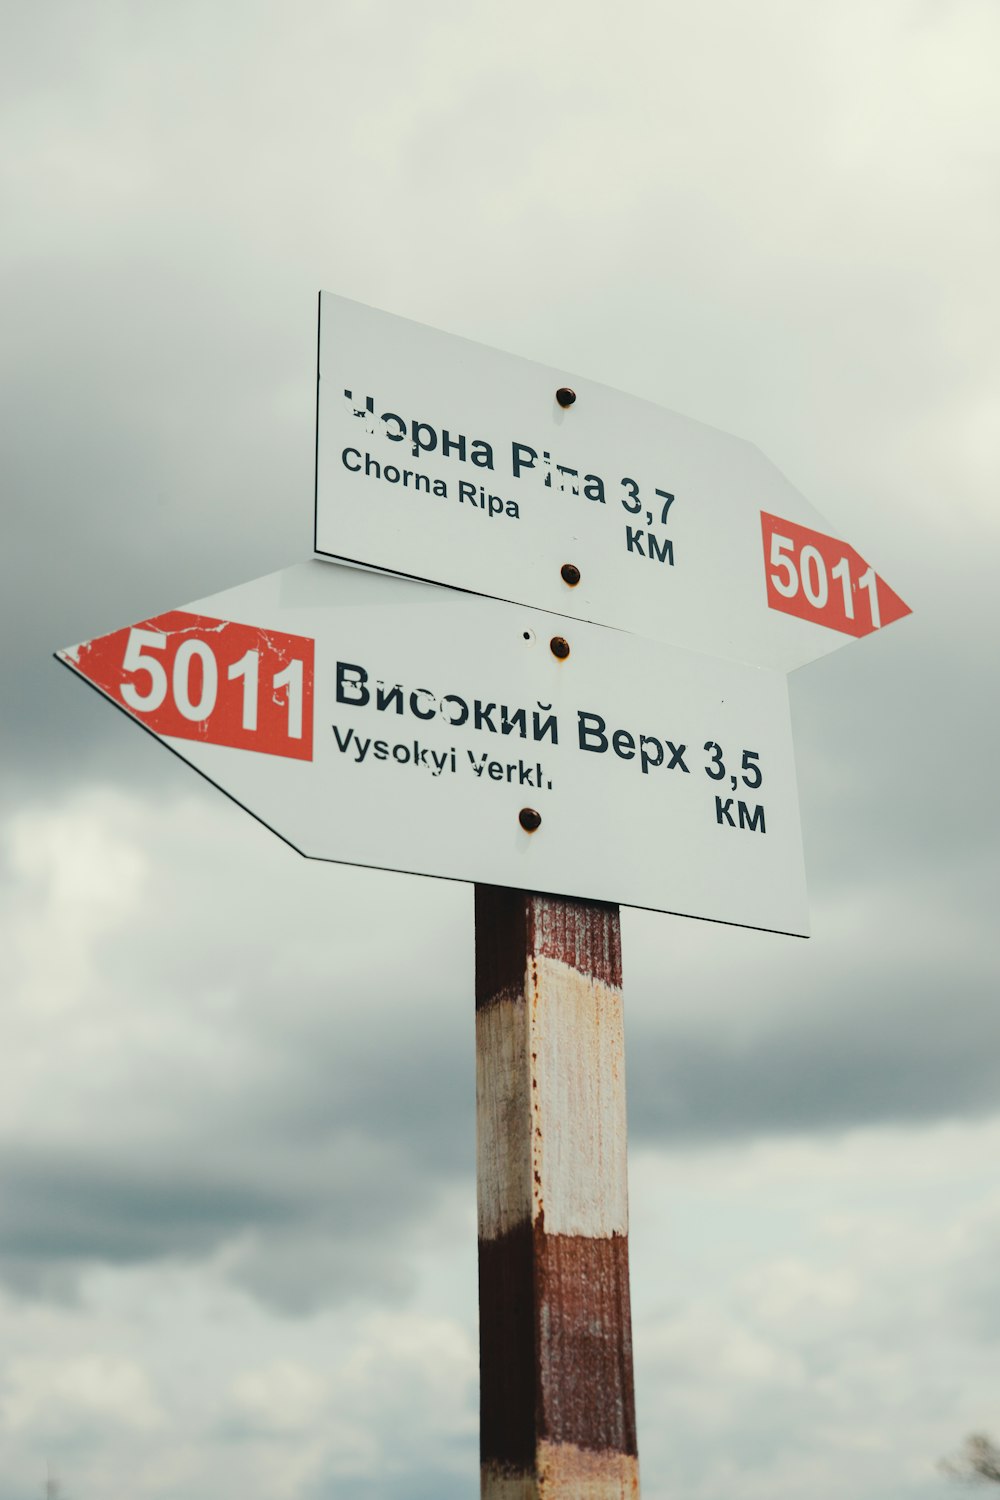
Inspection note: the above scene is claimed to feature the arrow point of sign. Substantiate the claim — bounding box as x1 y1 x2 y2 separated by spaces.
875 574 912 630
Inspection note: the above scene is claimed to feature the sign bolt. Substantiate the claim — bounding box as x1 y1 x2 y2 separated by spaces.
550 636 570 660
555 387 576 408
519 808 542 832
560 563 581 587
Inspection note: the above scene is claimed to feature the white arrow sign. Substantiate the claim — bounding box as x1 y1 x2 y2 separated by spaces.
58 561 808 936
315 294 910 671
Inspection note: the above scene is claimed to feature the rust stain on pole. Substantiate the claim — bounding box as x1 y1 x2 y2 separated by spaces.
475 886 639 1498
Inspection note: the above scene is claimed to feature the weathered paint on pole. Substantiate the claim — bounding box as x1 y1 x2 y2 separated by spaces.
475 886 639 1498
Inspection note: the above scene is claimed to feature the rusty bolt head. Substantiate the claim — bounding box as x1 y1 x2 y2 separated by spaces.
550 636 570 660
560 562 581 587
555 387 576 408
519 807 542 832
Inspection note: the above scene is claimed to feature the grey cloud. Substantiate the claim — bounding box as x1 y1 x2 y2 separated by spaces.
0 1153 292 1261
0 1126 458 1313
2 854 996 1314
626 896 1000 1142
0 899 476 1310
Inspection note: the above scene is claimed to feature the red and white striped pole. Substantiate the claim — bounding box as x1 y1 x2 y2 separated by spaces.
475 885 639 1498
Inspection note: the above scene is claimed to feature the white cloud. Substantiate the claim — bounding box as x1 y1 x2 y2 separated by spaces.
1 1353 163 1436
228 1358 330 1435
630 1123 1000 1496
4 788 148 1014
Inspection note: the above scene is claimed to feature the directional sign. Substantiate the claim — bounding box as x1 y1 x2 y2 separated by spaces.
58 562 808 936
315 294 909 672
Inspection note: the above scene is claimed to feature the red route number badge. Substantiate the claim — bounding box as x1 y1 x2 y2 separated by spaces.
65 611 315 761
761 512 910 639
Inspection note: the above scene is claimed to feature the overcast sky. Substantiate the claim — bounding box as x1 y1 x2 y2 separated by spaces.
3 2 999 1496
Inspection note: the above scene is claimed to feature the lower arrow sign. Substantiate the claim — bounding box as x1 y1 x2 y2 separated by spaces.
57 560 809 937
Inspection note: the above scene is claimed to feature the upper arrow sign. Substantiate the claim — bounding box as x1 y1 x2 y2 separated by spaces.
315 294 910 672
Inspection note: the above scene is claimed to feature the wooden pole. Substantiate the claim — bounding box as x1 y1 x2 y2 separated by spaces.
475 885 639 1498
